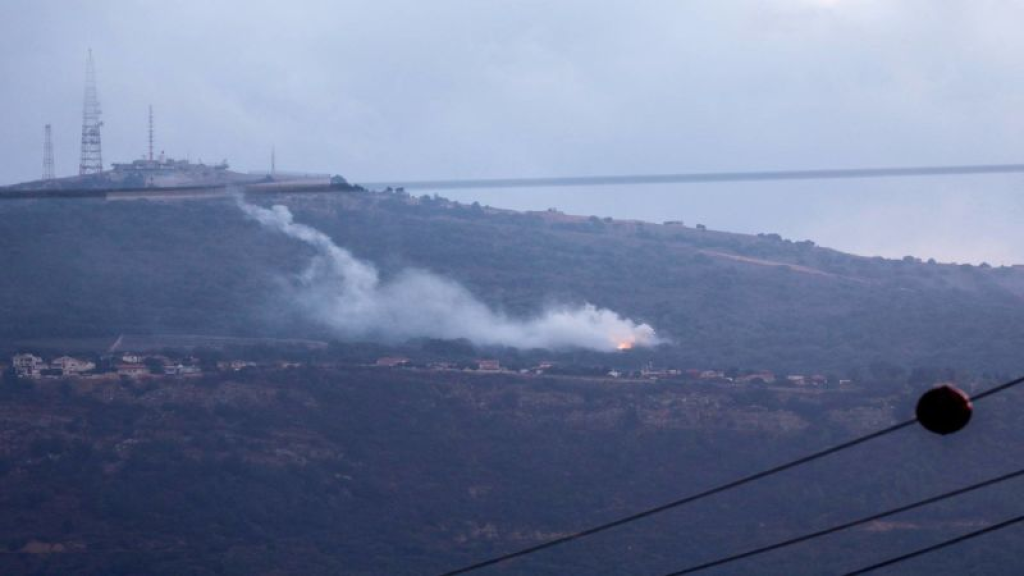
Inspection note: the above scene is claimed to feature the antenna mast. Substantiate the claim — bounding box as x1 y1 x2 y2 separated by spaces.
43 124 55 180
148 105 154 161
79 49 103 175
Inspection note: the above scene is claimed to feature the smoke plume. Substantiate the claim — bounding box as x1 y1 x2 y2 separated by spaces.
238 200 660 351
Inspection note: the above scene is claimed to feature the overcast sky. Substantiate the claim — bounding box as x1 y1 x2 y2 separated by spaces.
2 1 1024 264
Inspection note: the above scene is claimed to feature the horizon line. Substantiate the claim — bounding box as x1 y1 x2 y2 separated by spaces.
356 162 1024 190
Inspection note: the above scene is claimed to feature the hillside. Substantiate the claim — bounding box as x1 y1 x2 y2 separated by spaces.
3 191 1024 576
0 367 1021 576
2 188 1024 373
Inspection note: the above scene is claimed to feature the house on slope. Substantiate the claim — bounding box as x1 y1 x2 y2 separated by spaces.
476 359 501 372
12 354 45 378
50 356 96 375
116 364 149 378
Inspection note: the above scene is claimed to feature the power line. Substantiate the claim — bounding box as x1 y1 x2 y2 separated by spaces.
437 374 1024 576
359 163 1024 192
436 420 914 576
840 514 1024 576
661 467 1024 575
971 376 1024 401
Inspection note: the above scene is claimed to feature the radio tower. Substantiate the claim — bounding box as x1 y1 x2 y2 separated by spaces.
42 124 55 180
79 49 103 175
148 105 154 161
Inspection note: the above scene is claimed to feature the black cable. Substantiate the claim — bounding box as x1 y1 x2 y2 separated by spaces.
661 467 1024 575
971 374 1024 401
436 419 917 576
437 374 1024 576
840 514 1024 575
359 163 1024 191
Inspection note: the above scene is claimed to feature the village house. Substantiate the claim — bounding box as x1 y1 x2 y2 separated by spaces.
519 362 554 375
116 364 149 378
376 357 410 368
164 363 201 376
642 364 682 379
737 371 776 385
520 362 552 375
476 359 501 372
217 360 255 372
12 353 45 378
50 356 96 375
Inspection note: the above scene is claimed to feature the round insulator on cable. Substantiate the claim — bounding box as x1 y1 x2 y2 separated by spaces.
916 384 973 435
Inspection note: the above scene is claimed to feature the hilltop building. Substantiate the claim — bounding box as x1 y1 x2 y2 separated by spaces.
9 52 348 195
10 53 261 192
111 155 231 188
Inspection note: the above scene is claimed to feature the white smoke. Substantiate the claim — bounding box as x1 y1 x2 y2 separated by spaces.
238 200 660 351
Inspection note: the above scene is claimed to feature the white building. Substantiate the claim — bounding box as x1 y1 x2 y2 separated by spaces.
477 359 501 371
217 360 254 371
50 356 96 375
117 364 149 378
164 363 201 376
12 354 45 378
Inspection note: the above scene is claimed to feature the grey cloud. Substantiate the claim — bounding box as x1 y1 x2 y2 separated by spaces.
3 1 1024 263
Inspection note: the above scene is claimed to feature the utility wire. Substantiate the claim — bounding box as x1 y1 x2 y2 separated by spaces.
660 467 1024 575
971 375 1024 401
840 514 1024 575
437 374 1024 576
436 420 915 576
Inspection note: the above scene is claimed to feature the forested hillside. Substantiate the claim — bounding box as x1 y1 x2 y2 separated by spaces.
2 191 1024 576
2 189 1023 373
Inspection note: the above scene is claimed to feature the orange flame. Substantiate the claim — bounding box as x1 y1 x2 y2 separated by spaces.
617 341 633 351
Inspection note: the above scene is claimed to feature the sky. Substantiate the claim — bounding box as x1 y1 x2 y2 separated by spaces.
2 0 1024 264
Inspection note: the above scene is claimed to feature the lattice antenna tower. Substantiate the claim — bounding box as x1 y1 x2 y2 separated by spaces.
148 105 154 161
79 49 103 175
42 124 55 180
